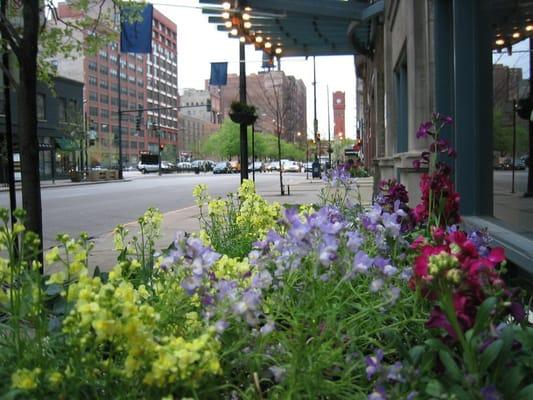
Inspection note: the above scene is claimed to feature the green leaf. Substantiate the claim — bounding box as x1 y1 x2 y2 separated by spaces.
480 339 503 371
425 338 447 352
473 297 497 335
439 350 462 381
517 384 533 400
409 345 426 364
502 366 525 398
45 283 63 296
425 380 444 397
449 384 470 400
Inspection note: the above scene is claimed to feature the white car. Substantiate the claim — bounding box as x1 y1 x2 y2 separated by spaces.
282 160 300 172
137 161 159 174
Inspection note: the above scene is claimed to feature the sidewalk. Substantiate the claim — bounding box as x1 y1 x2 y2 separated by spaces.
86 176 326 273
0 177 130 192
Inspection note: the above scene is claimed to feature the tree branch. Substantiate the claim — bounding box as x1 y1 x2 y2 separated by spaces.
0 9 22 60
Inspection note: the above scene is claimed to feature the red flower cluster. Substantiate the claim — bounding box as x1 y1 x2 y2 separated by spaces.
414 165 461 227
411 230 523 338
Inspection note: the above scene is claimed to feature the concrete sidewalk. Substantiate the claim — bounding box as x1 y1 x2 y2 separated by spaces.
86 176 326 272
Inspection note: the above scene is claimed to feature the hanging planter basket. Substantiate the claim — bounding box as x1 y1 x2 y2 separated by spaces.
229 102 258 126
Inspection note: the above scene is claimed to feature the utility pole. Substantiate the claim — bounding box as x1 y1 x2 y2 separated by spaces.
313 56 319 161
526 37 533 197
157 79 162 176
239 40 249 182
327 85 332 168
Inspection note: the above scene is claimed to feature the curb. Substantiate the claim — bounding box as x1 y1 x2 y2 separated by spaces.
0 178 132 192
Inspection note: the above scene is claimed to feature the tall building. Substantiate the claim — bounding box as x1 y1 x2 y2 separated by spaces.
53 2 179 167
332 91 346 140
207 71 307 143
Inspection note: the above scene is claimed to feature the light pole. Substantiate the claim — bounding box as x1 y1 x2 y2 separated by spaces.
252 124 256 182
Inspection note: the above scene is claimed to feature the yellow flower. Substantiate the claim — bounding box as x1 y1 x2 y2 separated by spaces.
48 371 63 387
11 368 40 390
13 222 25 235
46 271 66 285
45 247 61 265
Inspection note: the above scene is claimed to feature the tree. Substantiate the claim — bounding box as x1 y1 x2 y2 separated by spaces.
0 0 139 260
248 71 299 195
493 109 529 155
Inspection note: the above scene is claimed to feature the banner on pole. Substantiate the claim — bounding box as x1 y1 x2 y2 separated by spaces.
120 4 153 54
210 62 228 86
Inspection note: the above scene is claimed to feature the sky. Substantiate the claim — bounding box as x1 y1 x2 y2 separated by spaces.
152 0 358 140
493 38 530 78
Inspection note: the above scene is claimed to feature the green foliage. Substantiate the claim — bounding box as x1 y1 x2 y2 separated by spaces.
493 109 529 154
201 120 305 161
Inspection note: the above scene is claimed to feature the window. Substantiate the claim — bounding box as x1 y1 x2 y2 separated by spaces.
89 106 98 117
137 78 144 88
111 83 118 92
68 99 77 112
37 93 46 120
121 86 128 95
100 123 109 132
99 79 108 89
89 91 98 101
88 60 97 71
99 65 108 75
99 50 107 60
100 109 109 118
88 75 97 86
100 94 109 104
138 92 144 101
111 97 119 106
129 88 136 98
394 52 408 153
57 97 67 122
110 68 117 77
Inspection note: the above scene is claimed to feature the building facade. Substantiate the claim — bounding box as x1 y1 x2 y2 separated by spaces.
0 76 84 181
54 2 179 167
356 0 533 273
208 71 307 144
333 91 346 140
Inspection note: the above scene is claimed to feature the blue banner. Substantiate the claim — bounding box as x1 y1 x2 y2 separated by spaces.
120 4 153 54
210 62 228 86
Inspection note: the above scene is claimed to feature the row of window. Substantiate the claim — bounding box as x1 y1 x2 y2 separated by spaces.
88 75 144 89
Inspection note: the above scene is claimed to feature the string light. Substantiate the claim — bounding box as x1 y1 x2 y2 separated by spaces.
222 2 231 10
243 21 252 29
264 41 272 49
224 21 232 28
231 28 238 36
242 13 250 20
512 31 520 38
255 35 263 43
527 25 533 31
495 38 505 46
222 11 230 19
275 47 283 55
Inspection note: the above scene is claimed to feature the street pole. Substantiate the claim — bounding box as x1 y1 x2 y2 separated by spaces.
157 79 162 176
252 123 255 182
512 99 517 194
327 85 332 168
1 5 17 231
117 50 123 180
306 137 309 180
313 56 319 161
239 40 249 182
526 37 533 197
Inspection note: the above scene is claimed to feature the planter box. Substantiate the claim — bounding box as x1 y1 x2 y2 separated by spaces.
353 176 374 206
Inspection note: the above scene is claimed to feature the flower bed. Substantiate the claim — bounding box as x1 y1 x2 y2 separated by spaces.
0 114 532 399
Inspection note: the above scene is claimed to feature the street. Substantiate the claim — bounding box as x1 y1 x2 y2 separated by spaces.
0 172 299 249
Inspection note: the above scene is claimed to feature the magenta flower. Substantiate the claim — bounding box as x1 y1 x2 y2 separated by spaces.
416 121 433 138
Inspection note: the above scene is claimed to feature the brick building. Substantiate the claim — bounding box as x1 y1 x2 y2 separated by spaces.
53 2 179 167
208 71 306 144
332 91 346 140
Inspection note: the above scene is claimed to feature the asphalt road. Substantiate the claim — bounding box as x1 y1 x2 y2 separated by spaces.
0 172 294 249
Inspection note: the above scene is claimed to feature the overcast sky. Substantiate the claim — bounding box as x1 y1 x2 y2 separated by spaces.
493 38 530 78
152 0 358 140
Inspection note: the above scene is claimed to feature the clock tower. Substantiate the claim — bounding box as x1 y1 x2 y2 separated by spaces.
333 91 345 140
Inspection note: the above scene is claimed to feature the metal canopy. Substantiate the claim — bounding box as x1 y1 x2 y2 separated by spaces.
199 0 383 58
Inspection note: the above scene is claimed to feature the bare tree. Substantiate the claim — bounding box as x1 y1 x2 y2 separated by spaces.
248 71 298 195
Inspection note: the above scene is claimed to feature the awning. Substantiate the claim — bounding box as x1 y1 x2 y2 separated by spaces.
55 137 80 152
199 0 384 58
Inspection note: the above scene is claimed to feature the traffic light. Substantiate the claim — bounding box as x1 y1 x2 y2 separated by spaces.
159 144 164 152
206 99 212 112
135 111 142 131
517 98 532 120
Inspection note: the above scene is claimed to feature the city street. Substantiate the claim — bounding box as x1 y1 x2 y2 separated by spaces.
0 172 302 249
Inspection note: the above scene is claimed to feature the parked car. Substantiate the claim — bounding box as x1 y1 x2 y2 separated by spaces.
137 161 159 174
265 161 280 171
213 162 232 174
229 160 240 173
282 160 301 173
176 161 192 171
303 162 314 172
248 161 264 172
161 161 176 173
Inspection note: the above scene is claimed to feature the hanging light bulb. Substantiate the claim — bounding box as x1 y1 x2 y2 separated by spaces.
255 35 263 43
224 21 232 28
231 28 238 36
527 25 533 31
242 13 250 21
222 2 231 10
495 38 505 46
244 21 252 29
264 41 272 49
513 31 520 38
222 11 230 19
244 6 252 12
240 36 246 43
275 47 283 55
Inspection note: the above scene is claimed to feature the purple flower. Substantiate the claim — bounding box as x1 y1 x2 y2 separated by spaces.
251 270 273 290
416 121 433 139
368 386 387 400
318 235 339 266
260 320 275 335
388 286 401 304
352 251 373 274
386 362 404 382
365 349 384 380
181 276 202 295
242 289 261 311
216 280 237 301
406 392 418 400
383 264 398 277
480 385 502 400
269 366 286 383
346 231 363 252
370 278 384 292
215 319 229 333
